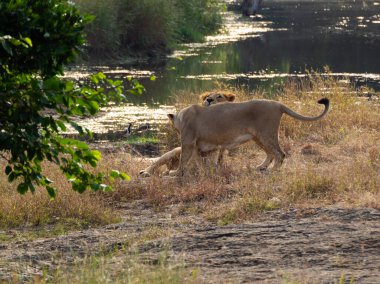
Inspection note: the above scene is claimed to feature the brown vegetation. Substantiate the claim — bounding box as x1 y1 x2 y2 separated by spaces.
1 76 379 231
114 75 380 224
1 76 379 282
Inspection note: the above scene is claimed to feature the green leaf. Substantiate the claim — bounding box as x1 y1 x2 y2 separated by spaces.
8 172 16 183
56 120 67 131
69 121 84 135
5 166 12 175
17 183 29 194
110 170 130 181
150 75 156 81
29 183 36 193
91 150 102 161
120 172 131 181
99 184 110 191
110 170 120 178
58 137 89 150
46 186 56 198
23 37 33 47
44 76 61 90
87 101 99 115
97 72 106 80
1 39 13 56
72 140 89 149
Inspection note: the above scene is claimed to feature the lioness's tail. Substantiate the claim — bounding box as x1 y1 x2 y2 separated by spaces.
281 98 330 121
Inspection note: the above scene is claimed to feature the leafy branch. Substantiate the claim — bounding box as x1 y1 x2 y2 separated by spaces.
0 1 139 197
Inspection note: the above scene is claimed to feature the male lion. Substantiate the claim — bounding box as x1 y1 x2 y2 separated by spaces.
139 92 236 177
167 98 330 176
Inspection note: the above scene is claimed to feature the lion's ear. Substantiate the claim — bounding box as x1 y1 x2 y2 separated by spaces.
226 93 236 102
167 114 175 123
199 92 209 101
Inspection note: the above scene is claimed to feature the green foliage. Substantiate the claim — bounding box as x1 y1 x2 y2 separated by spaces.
175 0 224 43
0 0 135 196
74 0 224 58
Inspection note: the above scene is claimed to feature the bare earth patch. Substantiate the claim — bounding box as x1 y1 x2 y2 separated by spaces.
0 203 379 283
142 208 380 283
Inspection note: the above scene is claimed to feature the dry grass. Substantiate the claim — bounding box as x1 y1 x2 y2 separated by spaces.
1 75 379 230
113 75 380 223
43 252 201 284
0 160 122 230
0 75 378 283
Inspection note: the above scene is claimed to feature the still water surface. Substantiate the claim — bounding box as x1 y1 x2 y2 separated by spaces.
66 0 380 134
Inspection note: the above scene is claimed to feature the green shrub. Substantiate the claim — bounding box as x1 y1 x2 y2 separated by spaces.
74 0 121 56
175 0 223 42
119 0 175 54
0 0 130 196
74 0 224 58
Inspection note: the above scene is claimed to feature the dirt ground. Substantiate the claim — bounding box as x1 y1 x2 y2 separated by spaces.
0 201 379 283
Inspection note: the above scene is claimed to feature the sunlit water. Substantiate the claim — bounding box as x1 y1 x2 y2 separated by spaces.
65 0 380 135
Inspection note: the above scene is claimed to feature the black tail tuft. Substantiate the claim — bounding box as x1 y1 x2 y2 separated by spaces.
318 97 329 106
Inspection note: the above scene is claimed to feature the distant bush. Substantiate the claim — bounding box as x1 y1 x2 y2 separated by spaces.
74 0 121 57
74 0 224 58
175 0 223 43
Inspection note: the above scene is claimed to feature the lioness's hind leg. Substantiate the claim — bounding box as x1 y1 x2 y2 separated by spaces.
139 147 181 177
256 153 274 171
267 141 285 169
253 138 274 171
273 149 285 169
255 135 285 170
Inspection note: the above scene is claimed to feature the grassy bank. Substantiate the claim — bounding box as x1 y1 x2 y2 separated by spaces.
1 76 378 231
1 76 379 281
73 0 224 59
112 75 380 222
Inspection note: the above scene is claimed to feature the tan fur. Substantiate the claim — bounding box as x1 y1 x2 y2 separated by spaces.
200 92 236 106
168 98 330 176
139 92 236 177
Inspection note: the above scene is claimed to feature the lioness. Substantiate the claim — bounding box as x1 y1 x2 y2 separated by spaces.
139 92 236 177
168 98 330 176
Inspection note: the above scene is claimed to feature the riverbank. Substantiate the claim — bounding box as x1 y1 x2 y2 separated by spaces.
1 76 379 282
66 0 380 110
2 76 379 228
74 0 224 60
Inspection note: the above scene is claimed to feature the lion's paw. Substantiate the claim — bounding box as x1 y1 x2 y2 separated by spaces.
139 170 151 178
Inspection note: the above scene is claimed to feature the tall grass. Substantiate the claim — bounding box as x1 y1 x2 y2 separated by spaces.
112 75 380 223
74 0 224 58
1 76 379 231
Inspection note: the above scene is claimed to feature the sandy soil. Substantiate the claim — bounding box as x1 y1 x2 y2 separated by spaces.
0 203 379 283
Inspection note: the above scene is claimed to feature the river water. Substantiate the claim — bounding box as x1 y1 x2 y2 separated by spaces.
65 0 380 135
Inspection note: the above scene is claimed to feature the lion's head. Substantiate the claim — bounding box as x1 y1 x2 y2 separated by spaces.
200 92 236 106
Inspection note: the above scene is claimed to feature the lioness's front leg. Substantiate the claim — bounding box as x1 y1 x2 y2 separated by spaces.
216 148 227 167
139 147 181 177
177 143 195 177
